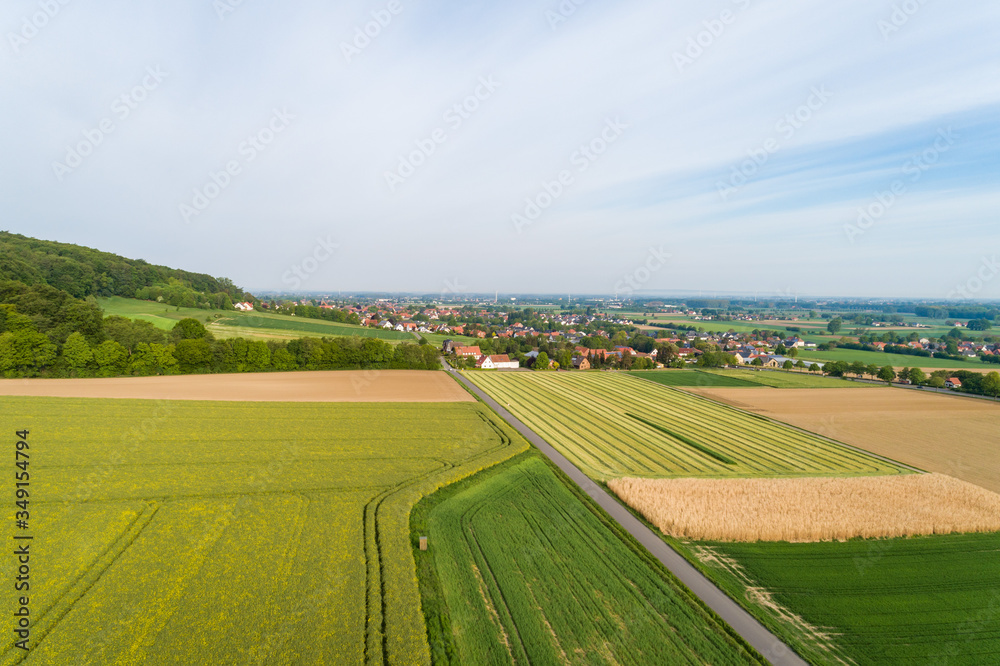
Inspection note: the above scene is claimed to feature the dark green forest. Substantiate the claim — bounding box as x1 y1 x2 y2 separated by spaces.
0 231 245 308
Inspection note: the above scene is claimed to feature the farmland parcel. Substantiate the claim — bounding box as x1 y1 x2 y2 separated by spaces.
630 369 862 389
0 396 523 664
464 371 907 481
609 474 1000 541
687 387 1000 493
674 534 1000 665
0 370 473 403
413 452 763 665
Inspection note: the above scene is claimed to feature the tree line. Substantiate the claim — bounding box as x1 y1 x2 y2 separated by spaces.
821 360 1000 398
0 305 440 378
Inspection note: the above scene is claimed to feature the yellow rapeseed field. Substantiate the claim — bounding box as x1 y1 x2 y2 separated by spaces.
0 397 524 665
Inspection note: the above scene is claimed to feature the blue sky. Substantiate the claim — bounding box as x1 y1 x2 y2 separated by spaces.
1 0 998 298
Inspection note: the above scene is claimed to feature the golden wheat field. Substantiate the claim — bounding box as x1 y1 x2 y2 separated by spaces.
686 387 1000 493
609 473 1000 542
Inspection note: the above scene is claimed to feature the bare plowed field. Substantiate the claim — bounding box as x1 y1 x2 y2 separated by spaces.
688 387 1000 493
0 370 473 402
609 473 1000 541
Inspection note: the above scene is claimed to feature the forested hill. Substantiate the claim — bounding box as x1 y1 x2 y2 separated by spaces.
0 231 244 304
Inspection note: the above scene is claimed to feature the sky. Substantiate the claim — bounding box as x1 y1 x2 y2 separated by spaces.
2 0 999 299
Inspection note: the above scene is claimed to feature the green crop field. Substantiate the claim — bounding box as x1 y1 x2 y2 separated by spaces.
98 297 413 342
628 370 762 387
668 533 1000 665
419 332 482 348
465 372 907 481
0 396 525 664
98 296 217 330
703 369 863 388
412 451 763 665
800 347 987 369
629 369 862 389
211 312 414 341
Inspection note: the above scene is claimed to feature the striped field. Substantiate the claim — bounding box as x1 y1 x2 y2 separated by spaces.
464 372 908 481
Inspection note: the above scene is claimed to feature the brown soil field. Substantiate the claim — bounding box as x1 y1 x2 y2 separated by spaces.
609 474 1000 542
687 387 1000 493
0 370 473 403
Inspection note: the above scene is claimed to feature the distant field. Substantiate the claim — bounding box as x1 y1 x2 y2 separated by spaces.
689 387 1000 493
0 397 523 663
0 370 471 403
414 452 762 665
212 312 413 341
98 297 413 341
610 473 1000 541
800 347 987 370
676 533 1000 665
464 372 906 481
639 313 957 342
706 369 862 388
98 296 214 329
419 331 482 347
629 370 761 387
631 369 860 389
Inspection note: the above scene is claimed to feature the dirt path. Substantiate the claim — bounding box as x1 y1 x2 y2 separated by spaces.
0 370 474 403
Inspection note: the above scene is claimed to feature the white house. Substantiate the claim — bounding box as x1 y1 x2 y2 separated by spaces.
234 302 254 311
476 354 519 369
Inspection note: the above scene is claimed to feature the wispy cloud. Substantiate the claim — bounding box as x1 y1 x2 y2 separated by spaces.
1 0 997 297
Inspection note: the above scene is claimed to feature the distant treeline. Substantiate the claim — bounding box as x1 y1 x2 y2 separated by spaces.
914 306 998 321
648 322 699 332
685 299 730 310
0 231 245 303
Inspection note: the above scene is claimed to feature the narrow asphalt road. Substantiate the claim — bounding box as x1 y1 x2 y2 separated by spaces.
445 366 809 666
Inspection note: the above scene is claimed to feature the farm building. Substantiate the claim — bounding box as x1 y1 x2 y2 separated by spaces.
455 346 482 357
476 354 519 369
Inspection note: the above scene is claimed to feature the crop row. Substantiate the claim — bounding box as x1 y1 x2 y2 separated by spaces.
422 453 762 664
466 372 907 480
